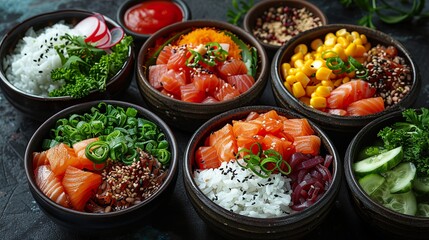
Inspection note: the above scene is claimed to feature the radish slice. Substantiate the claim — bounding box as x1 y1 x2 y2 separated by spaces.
98 27 124 49
74 16 100 39
86 20 108 43
95 30 111 47
93 13 106 23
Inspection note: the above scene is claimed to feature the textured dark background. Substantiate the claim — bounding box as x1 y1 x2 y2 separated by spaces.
0 0 428 239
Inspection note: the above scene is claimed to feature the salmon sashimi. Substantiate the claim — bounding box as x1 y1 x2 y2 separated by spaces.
195 146 221 169
46 143 79 177
148 64 168 89
283 118 315 137
72 138 104 171
250 110 283 135
167 48 188 71
180 83 205 103
34 165 70 208
62 166 102 211
33 151 48 169
156 45 173 65
327 80 376 109
213 81 240 101
236 135 264 157
217 59 248 79
346 97 385 116
226 74 255 94
192 73 221 95
262 134 294 160
232 120 263 138
209 124 237 162
160 69 187 96
293 135 321 156
201 96 219 103
327 109 348 116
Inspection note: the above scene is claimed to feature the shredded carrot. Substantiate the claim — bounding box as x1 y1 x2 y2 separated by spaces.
177 28 242 60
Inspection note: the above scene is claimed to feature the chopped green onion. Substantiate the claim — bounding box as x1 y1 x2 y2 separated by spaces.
85 140 110 164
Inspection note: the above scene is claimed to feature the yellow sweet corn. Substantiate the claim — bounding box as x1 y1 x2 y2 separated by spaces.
286 75 297 85
345 42 357 56
334 79 343 87
335 28 348 37
315 67 332 81
292 82 306 98
342 76 351 84
293 59 304 68
295 71 310 87
283 82 292 92
294 44 308 55
351 31 360 40
324 37 336 47
336 36 350 49
311 38 323 51
301 60 316 76
306 85 318 97
321 80 334 88
291 52 304 63
304 53 314 61
281 63 291 79
311 59 325 70
310 96 327 109
353 38 363 46
315 86 332 98
300 96 311 106
332 44 347 61
360 34 368 44
355 44 366 57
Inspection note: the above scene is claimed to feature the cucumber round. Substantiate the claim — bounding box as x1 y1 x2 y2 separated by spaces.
384 162 416 194
417 203 429 217
358 173 385 196
382 190 417 216
353 146 403 177
413 176 429 194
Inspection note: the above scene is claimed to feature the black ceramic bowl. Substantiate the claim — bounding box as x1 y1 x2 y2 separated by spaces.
24 100 178 232
344 109 429 239
183 105 342 240
271 24 420 134
116 0 191 47
243 0 327 57
136 20 269 132
0 10 135 122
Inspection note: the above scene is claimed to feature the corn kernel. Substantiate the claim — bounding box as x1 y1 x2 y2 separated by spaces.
310 96 327 109
324 37 336 47
334 79 343 87
351 31 360 40
306 85 318 97
316 45 326 53
293 59 304 68
300 96 311 106
294 44 308 55
291 52 304 63
333 44 347 61
295 71 310 87
355 44 366 57
353 38 363 46
336 36 350 48
281 63 291 79
345 42 357 56
311 38 323 51
288 67 297 76
342 76 350 84
301 61 316 76
321 80 334 88
311 59 325 70
283 82 292 92
292 82 306 98
315 67 332 80
360 34 368 44
304 53 313 61
335 28 348 37
325 32 336 40
286 75 297 85
315 86 332 98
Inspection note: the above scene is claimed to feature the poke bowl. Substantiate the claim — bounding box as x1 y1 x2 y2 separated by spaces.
270 24 421 134
344 107 429 239
243 0 327 57
183 105 342 239
0 9 135 122
116 0 191 46
136 20 269 132
24 100 178 232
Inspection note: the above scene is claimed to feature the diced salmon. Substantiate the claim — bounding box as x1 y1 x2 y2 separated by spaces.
62 166 102 211
33 151 48 169
156 45 173 65
209 124 237 162
201 96 219 103
160 69 187 96
346 97 385 116
226 74 255 94
327 109 348 116
232 120 263 138
262 134 294 160
72 138 104 171
195 146 221 169
148 64 168 89
192 73 221 96
167 48 188 71
327 80 376 109
213 81 240 101
46 143 79 177
283 118 315 137
217 59 248 79
180 83 205 103
34 165 70 208
293 135 321 156
250 110 283 135
236 135 264 157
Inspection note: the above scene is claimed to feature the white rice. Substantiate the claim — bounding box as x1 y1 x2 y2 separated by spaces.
193 160 292 218
3 22 79 96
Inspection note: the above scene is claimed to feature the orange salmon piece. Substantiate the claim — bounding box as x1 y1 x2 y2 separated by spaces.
213 81 240 101
34 165 70 208
217 59 248 79
148 64 168 89
283 118 315 137
46 143 79 177
226 74 255 94
346 97 385 116
180 83 205 103
195 146 221 169
232 120 263 138
327 80 376 109
33 150 48 169
209 124 237 162
293 135 321 156
72 138 104 171
156 45 173 65
192 73 220 96
160 69 187 96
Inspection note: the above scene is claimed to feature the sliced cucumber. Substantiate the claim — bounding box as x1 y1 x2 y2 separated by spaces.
383 162 416 194
382 190 417 216
357 145 386 161
353 146 403 177
413 176 429 194
416 203 429 217
358 173 385 196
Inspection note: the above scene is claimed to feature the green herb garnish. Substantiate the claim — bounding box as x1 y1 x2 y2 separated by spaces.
227 0 254 25
323 51 368 79
49 34 133 98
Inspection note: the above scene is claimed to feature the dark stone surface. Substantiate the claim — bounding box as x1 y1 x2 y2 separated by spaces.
0 0 428 239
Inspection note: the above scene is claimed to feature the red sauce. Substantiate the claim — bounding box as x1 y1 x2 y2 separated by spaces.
124 1 184 35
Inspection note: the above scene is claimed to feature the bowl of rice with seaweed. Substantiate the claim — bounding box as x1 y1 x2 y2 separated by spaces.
0 9 135 121
183 105 342 240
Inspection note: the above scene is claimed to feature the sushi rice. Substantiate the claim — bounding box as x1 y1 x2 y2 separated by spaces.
3 22 78 96
193 160 292 218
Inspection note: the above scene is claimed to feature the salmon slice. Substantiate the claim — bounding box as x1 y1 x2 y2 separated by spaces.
192 73 221 96
62 166 102 211
148 64 168 89
293 135 321 156
226 74 255 94
180 83 205 103
72 138 104 170
327 109 348 116
209 124 237 162
201 96 219 103
46 143 79 177
283 118 315 137
346 97 385 116
34 165 70 208
236 135 264 157
213 81 240 101
33 151 48 169
195 146 221 169
262 134 295 170
250 110 283 135
160 69 187 96
167 48 188 71
232 120 263 138
156 45 173 65
327 80 376 109
217 59 248 79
